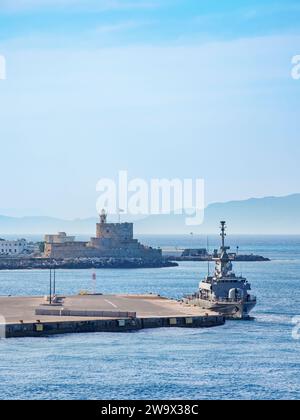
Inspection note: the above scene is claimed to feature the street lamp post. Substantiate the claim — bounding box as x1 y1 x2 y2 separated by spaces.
53 268 56 296
49 268 52 305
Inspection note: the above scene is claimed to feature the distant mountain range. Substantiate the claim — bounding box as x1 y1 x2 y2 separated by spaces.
0 194 300 236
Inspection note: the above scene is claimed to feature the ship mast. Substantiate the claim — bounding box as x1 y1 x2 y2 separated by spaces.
214 221 231 279
220 221 226 250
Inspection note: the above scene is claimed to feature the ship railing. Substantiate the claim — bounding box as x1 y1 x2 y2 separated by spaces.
184 294 256 303
216 296 257 303
215 297 241 303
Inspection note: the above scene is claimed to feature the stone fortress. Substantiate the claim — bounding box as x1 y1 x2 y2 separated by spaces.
44 210 162 261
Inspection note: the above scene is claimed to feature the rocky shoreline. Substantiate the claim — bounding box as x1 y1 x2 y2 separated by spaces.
0 257 178 270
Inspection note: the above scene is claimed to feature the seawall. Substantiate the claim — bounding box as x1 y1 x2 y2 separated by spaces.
5 315 225 338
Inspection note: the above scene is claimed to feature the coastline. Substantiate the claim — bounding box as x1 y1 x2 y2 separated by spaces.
0 257 178 270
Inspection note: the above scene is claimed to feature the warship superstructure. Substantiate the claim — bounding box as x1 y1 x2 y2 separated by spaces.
184 222 257 319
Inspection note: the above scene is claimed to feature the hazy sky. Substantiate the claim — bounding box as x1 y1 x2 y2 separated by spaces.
0 0 299 218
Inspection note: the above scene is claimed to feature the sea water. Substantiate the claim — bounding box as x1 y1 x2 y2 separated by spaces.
0 235 299 400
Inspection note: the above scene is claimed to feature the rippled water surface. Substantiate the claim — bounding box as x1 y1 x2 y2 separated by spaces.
0 235 299 400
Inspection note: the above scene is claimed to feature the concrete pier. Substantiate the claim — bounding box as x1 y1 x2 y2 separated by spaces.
0 294 225 338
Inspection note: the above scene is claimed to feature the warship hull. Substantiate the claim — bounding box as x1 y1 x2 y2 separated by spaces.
185 298 256 320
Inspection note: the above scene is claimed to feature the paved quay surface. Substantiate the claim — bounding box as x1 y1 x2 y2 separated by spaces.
0 294 217 324
0 294 225 338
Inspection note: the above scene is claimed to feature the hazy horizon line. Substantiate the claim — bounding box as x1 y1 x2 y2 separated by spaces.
0 192 299 221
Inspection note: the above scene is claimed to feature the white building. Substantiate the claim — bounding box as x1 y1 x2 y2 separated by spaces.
0 239 28 256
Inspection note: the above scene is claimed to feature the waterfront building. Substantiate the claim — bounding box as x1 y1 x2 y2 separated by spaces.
0 238 27 256
182 248 208 257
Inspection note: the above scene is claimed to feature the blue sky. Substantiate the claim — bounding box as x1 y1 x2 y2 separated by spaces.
0 0 299 218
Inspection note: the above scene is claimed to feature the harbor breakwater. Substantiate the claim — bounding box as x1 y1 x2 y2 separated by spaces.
0 257 178 270
169 254 270 262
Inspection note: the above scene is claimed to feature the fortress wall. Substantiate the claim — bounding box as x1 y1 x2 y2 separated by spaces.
44 242 92 259
96 223 133 241
89 237 139 250
44 242 162 260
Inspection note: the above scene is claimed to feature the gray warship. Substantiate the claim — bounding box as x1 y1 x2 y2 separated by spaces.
184 222 257 320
